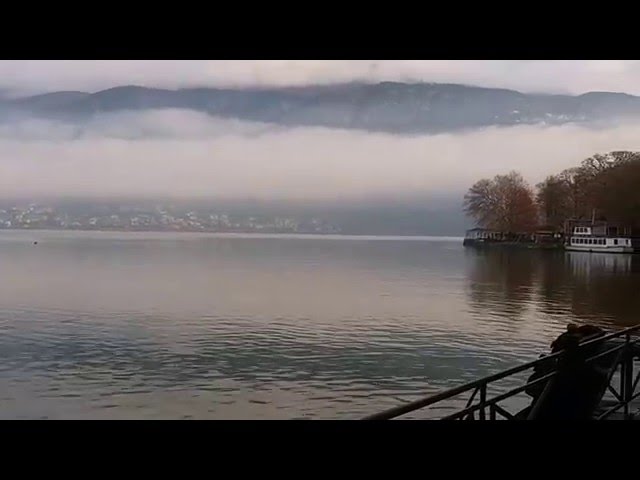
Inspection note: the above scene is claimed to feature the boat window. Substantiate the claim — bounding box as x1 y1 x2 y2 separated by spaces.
614 239 618 245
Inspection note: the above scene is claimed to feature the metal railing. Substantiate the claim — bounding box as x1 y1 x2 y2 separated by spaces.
363 324 640 420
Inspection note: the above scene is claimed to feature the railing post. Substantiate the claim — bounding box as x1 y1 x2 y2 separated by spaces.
479 384 487 420
623 334 633 419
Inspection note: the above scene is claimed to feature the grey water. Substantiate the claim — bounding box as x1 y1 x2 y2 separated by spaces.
0 230 638 419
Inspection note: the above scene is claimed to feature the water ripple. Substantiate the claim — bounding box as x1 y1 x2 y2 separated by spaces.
0 232 637 418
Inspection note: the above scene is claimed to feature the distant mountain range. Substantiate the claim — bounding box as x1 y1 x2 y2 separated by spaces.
3 82 640 134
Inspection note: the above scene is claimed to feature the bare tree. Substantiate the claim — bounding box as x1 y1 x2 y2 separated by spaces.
536 175 570 228
555 167 592 220
464 171 537 233
466 151 640 234
557 151 640 222
591 155 640 227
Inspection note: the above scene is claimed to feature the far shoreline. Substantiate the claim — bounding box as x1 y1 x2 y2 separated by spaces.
0 227 465 242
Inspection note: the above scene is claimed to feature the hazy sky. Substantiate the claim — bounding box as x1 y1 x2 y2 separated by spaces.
1 60 639 203
2 60 640 95
0 111 638 200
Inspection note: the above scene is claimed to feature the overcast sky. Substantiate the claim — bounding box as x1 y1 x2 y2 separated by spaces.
1 60 639 204
2 60 640 96
1 111 638 201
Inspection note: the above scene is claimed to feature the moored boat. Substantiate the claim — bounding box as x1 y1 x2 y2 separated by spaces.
565 225 634 253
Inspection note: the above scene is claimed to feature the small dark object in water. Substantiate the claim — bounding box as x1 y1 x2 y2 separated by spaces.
33 241 38 245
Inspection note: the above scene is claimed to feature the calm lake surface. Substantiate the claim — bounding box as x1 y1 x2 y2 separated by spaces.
0 230 638 419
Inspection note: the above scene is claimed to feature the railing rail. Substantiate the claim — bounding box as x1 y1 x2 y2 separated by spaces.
363 324 640 420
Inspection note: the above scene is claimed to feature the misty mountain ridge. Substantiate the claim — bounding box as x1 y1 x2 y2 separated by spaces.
3 82 640 134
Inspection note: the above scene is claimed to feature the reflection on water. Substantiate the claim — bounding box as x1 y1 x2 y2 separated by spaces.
467 249 640 328
0 230 638 419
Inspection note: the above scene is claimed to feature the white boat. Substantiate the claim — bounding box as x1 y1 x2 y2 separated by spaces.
565 226 634 253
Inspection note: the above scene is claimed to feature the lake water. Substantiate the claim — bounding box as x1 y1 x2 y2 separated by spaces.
0 230 638 419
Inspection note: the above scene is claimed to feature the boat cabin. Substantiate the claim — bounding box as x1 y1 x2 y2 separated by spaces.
566 226 634 253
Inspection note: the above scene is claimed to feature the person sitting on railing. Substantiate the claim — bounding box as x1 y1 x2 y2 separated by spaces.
523 324 601 399
518 323 636 420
